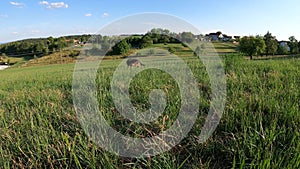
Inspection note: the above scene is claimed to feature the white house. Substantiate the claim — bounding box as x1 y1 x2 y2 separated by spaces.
206 32 223 41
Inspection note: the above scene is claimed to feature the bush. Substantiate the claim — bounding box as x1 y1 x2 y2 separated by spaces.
112 40 131 55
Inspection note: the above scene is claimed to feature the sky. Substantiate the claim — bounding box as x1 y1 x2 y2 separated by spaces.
1 0 300 43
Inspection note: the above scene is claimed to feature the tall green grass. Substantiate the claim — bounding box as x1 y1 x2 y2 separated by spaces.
0 54 299 168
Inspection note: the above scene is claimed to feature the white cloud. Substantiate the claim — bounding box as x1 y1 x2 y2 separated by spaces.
39 1 49 5
12 32 19 34
10 1 25 8
102 12 109 17
48 2 69 9
85 13 92 17
39 1 69 9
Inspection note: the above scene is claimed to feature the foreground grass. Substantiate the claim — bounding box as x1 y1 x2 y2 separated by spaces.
0 55 299 168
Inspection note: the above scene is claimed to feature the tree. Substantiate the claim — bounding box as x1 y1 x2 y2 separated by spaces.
277 45 289 55
150 28 170 35
127 36 141 48
239 36 266 60
47 36 55 51
80 35 89 43
112 40 131 55
19 41 31 53
180 32 195 43
42 47 49 55
255 36 266 56
288 36 299 54
55 37 67 50
33 42 45 53
263 31 278 56
140 34 153 48
158 35 170 44
234 36 241 41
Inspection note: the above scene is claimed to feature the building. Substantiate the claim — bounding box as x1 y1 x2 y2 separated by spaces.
205 31 235 42
222 35 233 42
206 31 223 41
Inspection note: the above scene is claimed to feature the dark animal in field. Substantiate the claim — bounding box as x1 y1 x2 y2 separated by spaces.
126 59 145 68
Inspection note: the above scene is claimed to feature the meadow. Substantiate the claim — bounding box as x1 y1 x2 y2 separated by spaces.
0 43 299 168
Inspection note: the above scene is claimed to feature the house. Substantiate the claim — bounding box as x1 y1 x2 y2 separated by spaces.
278 41 290 51
222 34 233 42
206 31 223 41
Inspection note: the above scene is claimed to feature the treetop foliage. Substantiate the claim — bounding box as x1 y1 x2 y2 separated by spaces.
0 35 91 57
239 31 300 59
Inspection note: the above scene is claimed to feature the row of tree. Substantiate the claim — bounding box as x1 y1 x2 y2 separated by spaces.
0 35 90 57
239 31 300 59
2 29 299 60
107 28 197 55
0 28 199 58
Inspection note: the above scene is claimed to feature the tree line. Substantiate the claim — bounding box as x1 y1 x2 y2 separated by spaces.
2 29 299 60
0 29 200 58
0 35 91 57
104 28 196 56
83 28 196 56
239 31 300 59
107 29 300 58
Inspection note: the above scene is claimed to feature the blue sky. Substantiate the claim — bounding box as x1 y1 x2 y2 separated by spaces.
1 0 300 42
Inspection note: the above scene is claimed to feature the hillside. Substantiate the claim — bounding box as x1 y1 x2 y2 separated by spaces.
21 50 80 67
0 33 299 168
0 53 299 168
212 41 238 53
2 41 238 68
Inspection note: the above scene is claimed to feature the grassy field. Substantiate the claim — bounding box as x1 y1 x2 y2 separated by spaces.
0 43 299 168
212 42 238 54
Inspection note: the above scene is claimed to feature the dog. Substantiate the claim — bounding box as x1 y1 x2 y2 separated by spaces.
126 59 145 68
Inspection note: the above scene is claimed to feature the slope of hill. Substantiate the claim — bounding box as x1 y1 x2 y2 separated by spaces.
21 50 80 67
212 42 238 53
